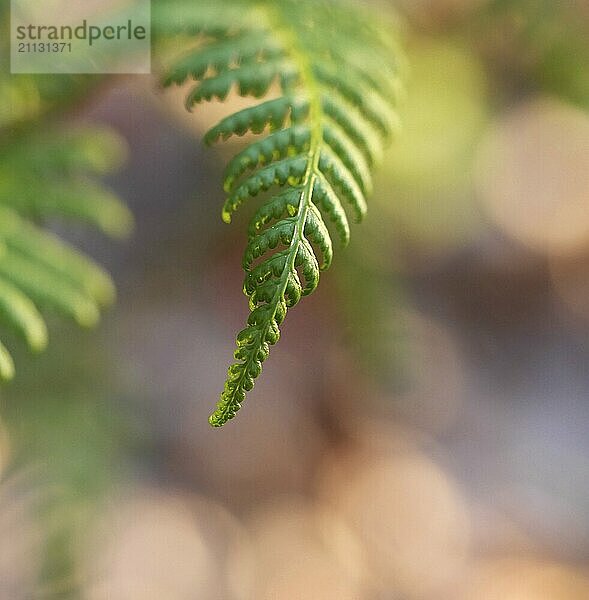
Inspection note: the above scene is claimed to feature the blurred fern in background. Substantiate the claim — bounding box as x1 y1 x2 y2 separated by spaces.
0 67 131 379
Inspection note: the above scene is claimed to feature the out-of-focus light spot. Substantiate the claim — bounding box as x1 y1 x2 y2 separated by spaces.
375 40 488 260
0 473 43 599
244 497 365 600
549 251 589 324
459 558 589 599
317 434 471 598
0 78 41 128
84 487 248 600
475 98 589 256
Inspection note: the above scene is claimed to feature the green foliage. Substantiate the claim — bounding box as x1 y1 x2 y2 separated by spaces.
0 124 132 378
157 0 405 426
0 0 131 380
475 0 589 109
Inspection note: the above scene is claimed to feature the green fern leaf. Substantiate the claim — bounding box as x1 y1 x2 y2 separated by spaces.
157 0 405 426
0 126 132 378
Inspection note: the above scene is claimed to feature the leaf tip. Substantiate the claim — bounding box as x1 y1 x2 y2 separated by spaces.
0 345 15 382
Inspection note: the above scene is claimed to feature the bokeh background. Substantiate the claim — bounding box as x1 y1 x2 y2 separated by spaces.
2 0 589 598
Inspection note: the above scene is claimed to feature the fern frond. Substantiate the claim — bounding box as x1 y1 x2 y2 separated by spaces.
157 0 405 426
0 126 132 378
